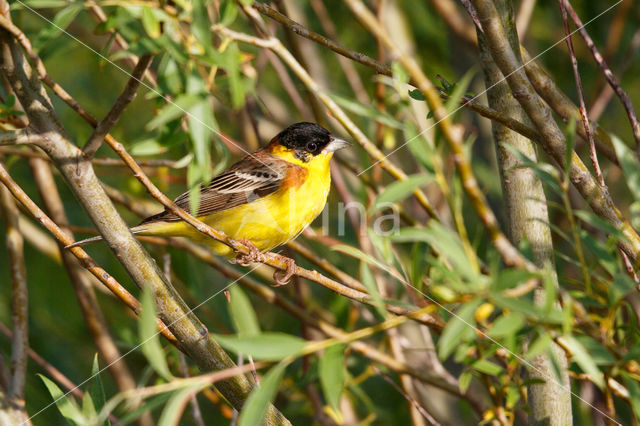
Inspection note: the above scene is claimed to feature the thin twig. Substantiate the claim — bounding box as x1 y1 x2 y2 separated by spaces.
29 157 142 402
469 0 640 269
343 0 534 271
0 184 28 401
563 0 640 161
254 1 391 76
178 353 206 426
83 54 154 159
372 366 440 425
558 0 605 187
0 161 177 342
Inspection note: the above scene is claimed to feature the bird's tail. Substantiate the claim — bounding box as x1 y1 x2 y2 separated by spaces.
65 228 146 249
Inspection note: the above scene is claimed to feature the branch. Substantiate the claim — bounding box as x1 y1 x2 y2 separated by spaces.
82 54 154 159
342 0 534 271
0 129 41 146
254 1 392 76
28 157 140 398
563 0 640 161
558 0 604 187
0 21 289 424
0 160 175 341
0 183 28 402
470 0 640 269
521 48 619 165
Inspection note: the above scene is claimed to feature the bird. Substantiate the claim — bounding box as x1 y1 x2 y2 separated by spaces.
67 122 351 284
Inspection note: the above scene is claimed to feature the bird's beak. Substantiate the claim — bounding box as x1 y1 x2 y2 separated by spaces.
323 137 352 153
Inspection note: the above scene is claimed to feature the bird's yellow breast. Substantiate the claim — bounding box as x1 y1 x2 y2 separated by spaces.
142 150 333 256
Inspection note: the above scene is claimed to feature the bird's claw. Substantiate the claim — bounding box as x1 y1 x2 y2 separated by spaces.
233 239 265 266
273 257 296 287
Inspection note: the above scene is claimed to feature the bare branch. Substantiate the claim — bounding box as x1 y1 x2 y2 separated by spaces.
82 54 154 159
470 0 640 269
0 183 28 402
558 0 605 187
563 0 640 161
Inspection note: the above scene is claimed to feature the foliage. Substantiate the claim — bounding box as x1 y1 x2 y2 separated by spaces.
1 0 640 425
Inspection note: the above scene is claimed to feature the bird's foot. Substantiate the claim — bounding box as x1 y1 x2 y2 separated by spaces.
273 256 296 287
233 239 265 266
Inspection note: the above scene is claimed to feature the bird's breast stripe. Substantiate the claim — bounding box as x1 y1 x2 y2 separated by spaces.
281 166 309 189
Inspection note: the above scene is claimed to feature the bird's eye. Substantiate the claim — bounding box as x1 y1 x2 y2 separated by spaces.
306 142 317 152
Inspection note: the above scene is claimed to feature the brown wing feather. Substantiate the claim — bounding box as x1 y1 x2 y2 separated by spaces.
140 153 293 224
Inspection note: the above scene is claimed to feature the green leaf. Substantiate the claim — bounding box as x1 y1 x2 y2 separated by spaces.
612 134 640 201
238 361 289 426
444 68 476 115
228 286 261 337
214 333 306 361
610 273 637 305
33 3 82 49
574 336 615 366
192 0 214 54
319 345 346 413
360 262 387 319
471 359 503 376
369 174 431 214
563 335 604 388
330 92 404 129
146 94 201 130
139 288 173 380
39 374 87 425
488 313 524 338
331 244 391 276
408 89 425 101
458 370 472 393
141 6 161 38
158 384 203 426
621 372 640 420
82 392 97 424
438 299 482 359
89 355 109 426
404 125 434 173
526 333 552 359
391 223 479 282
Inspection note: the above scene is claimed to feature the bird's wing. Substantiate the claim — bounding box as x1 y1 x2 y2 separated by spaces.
141 154 293 224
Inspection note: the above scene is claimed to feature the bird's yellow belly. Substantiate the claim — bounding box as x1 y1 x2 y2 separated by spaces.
144 169 331 256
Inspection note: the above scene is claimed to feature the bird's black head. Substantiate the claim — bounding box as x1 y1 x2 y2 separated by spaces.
275 122 332 157
271 122 351 162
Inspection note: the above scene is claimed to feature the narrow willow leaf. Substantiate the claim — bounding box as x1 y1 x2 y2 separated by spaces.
458 370 472 393
360 262 387 319
319 345 346 413
611 134 640 201
238 361 289 426
214 333 306 361
564 335 605 388
438 299 482 359
89 355 109 426
391 223 479 282
33 3 82 49
330 92 404 129
331 244 391 275
146 94 201 130
139 288 173 380
158 384 202 426
141 6 161 38
228 286 261 337
39 374 87 425
488 313 524 338
471 359 503 376
369 174 431 214
444 68 476 115
82 392 97 424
